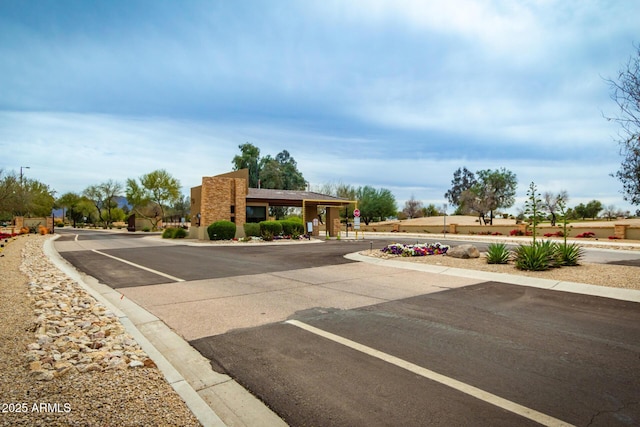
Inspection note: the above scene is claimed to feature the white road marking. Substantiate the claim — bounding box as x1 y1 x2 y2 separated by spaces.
285 319 574 427
91 249 185 282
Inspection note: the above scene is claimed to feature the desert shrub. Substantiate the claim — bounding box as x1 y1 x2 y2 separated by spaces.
279 220 304 236
555 243 584 266
262 230 274 241
260 221 282 237
162 227 188 238
208 220 236 240
486 243 510 264
243 222 261 237
514 241 557 271
173 228 187 238
162 228 177 238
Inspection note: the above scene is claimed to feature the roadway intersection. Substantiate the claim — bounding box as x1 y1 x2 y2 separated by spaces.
53 229 640 426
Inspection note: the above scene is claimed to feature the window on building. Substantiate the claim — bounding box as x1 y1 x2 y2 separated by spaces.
246 206 267 223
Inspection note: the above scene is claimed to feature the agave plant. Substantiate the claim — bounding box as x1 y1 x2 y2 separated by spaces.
486 243 511 264
555 242 584 266
514 241 558 271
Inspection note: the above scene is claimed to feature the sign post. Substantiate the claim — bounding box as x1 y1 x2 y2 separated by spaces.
353 209 362 239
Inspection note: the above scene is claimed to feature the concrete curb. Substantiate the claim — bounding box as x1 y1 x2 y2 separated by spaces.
44 235 287 427
345 252 640 303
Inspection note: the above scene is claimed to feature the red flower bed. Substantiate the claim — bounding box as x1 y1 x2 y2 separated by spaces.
543 231 564 238
575 232 595 238
0 232 18 239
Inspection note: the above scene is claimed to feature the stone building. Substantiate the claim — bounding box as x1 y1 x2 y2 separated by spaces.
190 169 354 239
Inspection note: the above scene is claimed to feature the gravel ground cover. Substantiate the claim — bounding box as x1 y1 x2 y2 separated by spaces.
364 245 640 290
0 235 200 427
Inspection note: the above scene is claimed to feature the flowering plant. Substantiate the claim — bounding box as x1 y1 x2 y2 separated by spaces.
576 232 595 238
381 242 450 257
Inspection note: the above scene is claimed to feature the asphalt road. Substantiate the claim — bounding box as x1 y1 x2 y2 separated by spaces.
192 283 640 426
53 229 640 426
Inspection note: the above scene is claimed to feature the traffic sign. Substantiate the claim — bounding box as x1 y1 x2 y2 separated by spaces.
353 209 360 217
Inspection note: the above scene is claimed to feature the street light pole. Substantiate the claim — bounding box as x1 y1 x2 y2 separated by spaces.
443 203 448 238
20 166 30 183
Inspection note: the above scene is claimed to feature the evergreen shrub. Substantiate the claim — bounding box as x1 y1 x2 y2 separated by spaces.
259 221 282 237
208 220 236 240
243 222 261 237
279 220 304 236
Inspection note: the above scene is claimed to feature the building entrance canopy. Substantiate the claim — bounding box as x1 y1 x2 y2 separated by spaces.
190 170 356 239
247 188 351 207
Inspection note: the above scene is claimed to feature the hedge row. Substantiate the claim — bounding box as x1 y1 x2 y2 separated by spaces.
207 218 304 241
258 219 304 237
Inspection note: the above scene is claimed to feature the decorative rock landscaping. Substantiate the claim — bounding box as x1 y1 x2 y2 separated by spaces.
20 237 155 381
0 235 201 426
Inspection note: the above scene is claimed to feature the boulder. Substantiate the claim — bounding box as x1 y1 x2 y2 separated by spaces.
448 244 480 259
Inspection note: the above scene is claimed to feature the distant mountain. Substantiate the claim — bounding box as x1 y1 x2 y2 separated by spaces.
114 196 131 210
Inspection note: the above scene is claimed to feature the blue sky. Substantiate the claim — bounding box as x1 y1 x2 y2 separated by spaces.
1 0 639 214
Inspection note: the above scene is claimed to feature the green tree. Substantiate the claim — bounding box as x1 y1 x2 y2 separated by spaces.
475 168 517 225
0 169 55 218
126 169 181 230
444 167 477 212
84 180 123 228
0 169 19 220
232 145 306 195
233 146 306 219
168 194 190 221
573 203 588 220
56 192 91 227
257 150 306 191
606 44 640 205
585 200 604 219
232 143 261 188
23 180 55 217
357 186 397 225
421 204 440 217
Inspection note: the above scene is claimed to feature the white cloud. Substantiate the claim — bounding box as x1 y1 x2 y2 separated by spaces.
0 1 638 215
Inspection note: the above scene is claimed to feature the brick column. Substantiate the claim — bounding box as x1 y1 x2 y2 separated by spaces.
519 223 528 235
614 224 628 239
325 206 340 237
304 204 319 236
